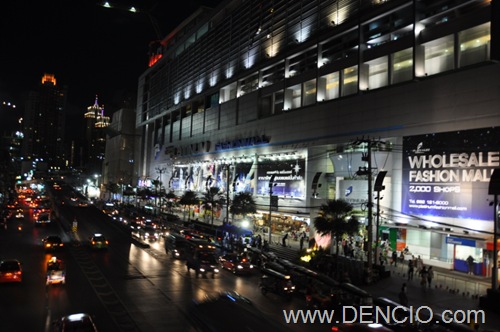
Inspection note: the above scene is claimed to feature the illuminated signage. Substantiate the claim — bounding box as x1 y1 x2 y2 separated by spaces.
215 135 270 151
402 127 500 221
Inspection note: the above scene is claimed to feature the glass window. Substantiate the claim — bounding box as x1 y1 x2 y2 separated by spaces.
302 79 317 106
318 72 339 101
219 82 237 103
392 48 413 84
423 35 454 76
284 84 301 111
366 56 388 90
459 23 490 68
342 66 358 97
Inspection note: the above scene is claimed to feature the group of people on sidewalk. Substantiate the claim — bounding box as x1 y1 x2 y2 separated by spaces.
406 255 435 288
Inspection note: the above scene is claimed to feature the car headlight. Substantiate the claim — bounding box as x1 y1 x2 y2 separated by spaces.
250 265 254 269
214 268 219 273
199 268 205 272
237 265 243 269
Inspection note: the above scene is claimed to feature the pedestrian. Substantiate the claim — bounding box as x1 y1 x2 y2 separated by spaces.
299 235 305 251
398 283 409 307
467 255 475 275
392 250 398 267
416 255 423 274
419 266 428 288
407 259 414 281
282 232 288 247
427 266 434 288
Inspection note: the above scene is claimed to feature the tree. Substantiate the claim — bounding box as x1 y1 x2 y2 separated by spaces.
201 186 224 225
105 182 120 201
163 190 178 213
313 199 360 277
179 190 199 221
229 192 256 224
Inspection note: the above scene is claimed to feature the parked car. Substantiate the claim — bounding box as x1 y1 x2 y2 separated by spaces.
0 259 23 283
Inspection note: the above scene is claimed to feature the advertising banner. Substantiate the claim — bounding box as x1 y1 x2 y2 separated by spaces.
257 158 306 198
402 127 500 221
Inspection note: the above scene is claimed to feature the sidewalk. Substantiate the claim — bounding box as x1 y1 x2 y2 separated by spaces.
275 236 500 331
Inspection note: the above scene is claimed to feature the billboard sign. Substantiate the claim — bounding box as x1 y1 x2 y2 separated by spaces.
402 127 500 221
257 158 306 198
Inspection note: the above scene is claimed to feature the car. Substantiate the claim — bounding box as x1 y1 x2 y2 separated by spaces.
0 259 23 283
15 209 24 219
42 235 64 251
46 256 66 285
35 212 51 226
219 253 254 274
190 291 289 332
331 323 395 332
139 225 161 241
89 233 108 250
53 313 98 332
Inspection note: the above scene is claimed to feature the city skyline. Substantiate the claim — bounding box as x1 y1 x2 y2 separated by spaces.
0 0 223 116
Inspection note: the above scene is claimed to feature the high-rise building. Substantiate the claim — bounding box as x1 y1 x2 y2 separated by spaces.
22 73 67 175
136 0 500 276
83 96 110 176
102 107 137 193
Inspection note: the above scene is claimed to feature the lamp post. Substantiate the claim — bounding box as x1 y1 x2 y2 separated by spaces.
268 174 277 245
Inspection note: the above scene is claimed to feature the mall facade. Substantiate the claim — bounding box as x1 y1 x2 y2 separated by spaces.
135 0 500 275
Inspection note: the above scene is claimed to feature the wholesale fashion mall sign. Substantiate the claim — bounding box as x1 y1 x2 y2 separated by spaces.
402 127 500 221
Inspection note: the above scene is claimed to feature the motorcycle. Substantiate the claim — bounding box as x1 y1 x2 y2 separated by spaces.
259 267 295 300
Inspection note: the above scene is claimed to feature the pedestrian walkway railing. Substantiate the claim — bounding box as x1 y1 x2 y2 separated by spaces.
387 263 488 298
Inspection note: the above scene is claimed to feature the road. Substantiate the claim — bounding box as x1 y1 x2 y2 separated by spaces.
0 195 330 331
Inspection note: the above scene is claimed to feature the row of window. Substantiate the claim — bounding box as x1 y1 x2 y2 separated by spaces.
221 22 490 114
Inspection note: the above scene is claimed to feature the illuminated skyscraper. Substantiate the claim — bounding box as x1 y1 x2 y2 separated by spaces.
22 73 67 174
83 95 110 176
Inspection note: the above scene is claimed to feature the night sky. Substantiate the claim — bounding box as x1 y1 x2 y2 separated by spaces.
0 0 222 138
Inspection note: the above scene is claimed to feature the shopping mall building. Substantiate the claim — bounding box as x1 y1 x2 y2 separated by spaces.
135 0 500 275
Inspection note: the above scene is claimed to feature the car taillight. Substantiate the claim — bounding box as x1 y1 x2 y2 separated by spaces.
45 243 51 247
92 241 96 245
105 241 109 244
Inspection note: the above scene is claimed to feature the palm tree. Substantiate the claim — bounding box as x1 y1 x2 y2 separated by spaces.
178 190 199 221
313 199 360 277
229 192 256 224
201 186 224 225
164 190 178 213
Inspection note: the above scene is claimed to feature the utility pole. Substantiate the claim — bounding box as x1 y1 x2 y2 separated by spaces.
225 164 231 224
268 174 277 245
374 171 387 265
488 169 500 291
155 166 166 215
354 137 385 283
